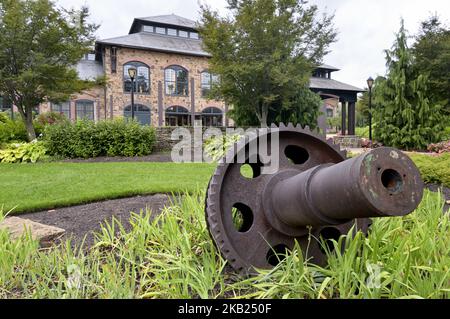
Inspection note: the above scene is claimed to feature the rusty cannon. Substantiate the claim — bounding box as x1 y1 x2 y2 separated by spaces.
205 124 424 273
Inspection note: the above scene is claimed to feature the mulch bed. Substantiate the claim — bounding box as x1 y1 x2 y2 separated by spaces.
20 194 175 248
61 153 173 163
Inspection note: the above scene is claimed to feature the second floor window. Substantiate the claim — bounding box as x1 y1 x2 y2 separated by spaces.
165 66 189 96
124 62 150 94
201 71 219 97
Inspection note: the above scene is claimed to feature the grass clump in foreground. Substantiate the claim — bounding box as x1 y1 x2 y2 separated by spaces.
0 189 449 299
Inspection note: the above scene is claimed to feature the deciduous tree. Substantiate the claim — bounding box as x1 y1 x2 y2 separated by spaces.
0 0 98 140
199 0 337 128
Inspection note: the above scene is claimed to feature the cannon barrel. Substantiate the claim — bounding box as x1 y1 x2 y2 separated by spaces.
269 147 423 231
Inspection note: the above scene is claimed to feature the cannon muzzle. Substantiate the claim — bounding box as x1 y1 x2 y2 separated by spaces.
269 148 423 231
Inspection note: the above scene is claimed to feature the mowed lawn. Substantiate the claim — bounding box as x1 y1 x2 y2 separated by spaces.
0 162 215 214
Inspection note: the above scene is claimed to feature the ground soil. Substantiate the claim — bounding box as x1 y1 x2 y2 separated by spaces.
61 153 173 163
18 184 449 249
20 194 174 248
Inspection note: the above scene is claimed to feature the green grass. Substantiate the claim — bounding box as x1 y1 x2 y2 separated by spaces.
0 190 448 299
0 153 448 214
0 162 215 214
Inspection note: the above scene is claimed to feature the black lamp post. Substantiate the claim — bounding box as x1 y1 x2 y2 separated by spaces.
128 67 137 121
367 77 374 144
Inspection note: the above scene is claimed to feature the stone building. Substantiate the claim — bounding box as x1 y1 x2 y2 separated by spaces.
38 14 227 127
31 14 363 132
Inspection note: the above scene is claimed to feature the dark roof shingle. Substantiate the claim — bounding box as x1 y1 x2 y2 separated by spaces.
310 77 364 92
97 32 210 57
136 14 198 29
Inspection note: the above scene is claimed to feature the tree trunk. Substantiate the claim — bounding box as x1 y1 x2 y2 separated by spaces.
25 115 36 141
260 104 269 128
17 105 37 141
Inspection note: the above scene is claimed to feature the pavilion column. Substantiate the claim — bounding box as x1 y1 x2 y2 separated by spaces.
348 101 356 136
341 101 347 136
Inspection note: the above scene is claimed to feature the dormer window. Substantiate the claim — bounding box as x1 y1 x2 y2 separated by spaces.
155 27 166 34
141 24 200 39
143 25 154 32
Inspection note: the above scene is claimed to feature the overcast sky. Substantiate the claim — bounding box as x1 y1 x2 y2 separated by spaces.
56 0 450 88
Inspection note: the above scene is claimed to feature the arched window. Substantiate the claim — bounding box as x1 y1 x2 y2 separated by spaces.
124 62 150 94
124 104 151 126
202 107 223 127
165 66 189 96
165 106 190 126
51 102 71 119
76 100 94 121
201 71 219 97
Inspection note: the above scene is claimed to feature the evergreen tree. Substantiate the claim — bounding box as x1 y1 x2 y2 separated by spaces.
373 21 446 150
413 15 450 117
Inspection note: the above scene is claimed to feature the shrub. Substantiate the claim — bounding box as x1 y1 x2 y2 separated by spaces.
410 153 450 187
34 112 69 134
0 140 47 163
43 119 156 159
0 112 47 144
0 113 28 144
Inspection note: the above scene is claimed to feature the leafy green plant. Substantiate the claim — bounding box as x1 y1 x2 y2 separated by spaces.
43 119 156 159
0 140 47 163
0 114 28 144
204 133 242 162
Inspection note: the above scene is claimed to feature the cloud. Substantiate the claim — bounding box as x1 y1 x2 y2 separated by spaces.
56 0 450 88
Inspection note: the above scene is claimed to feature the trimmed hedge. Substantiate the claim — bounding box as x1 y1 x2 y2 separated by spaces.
43 119 156 159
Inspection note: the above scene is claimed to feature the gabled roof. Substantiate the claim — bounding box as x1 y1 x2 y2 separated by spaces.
97 32 210 57
129 14 198 34
310 77 364 92
317 64 340 72
137 14 197 29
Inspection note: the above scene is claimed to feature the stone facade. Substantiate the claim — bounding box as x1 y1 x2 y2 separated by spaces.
333 135 362 149
39 48 226 127
102 47 225 126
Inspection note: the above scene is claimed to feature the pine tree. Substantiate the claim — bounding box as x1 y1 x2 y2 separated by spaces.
373 21 446 150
